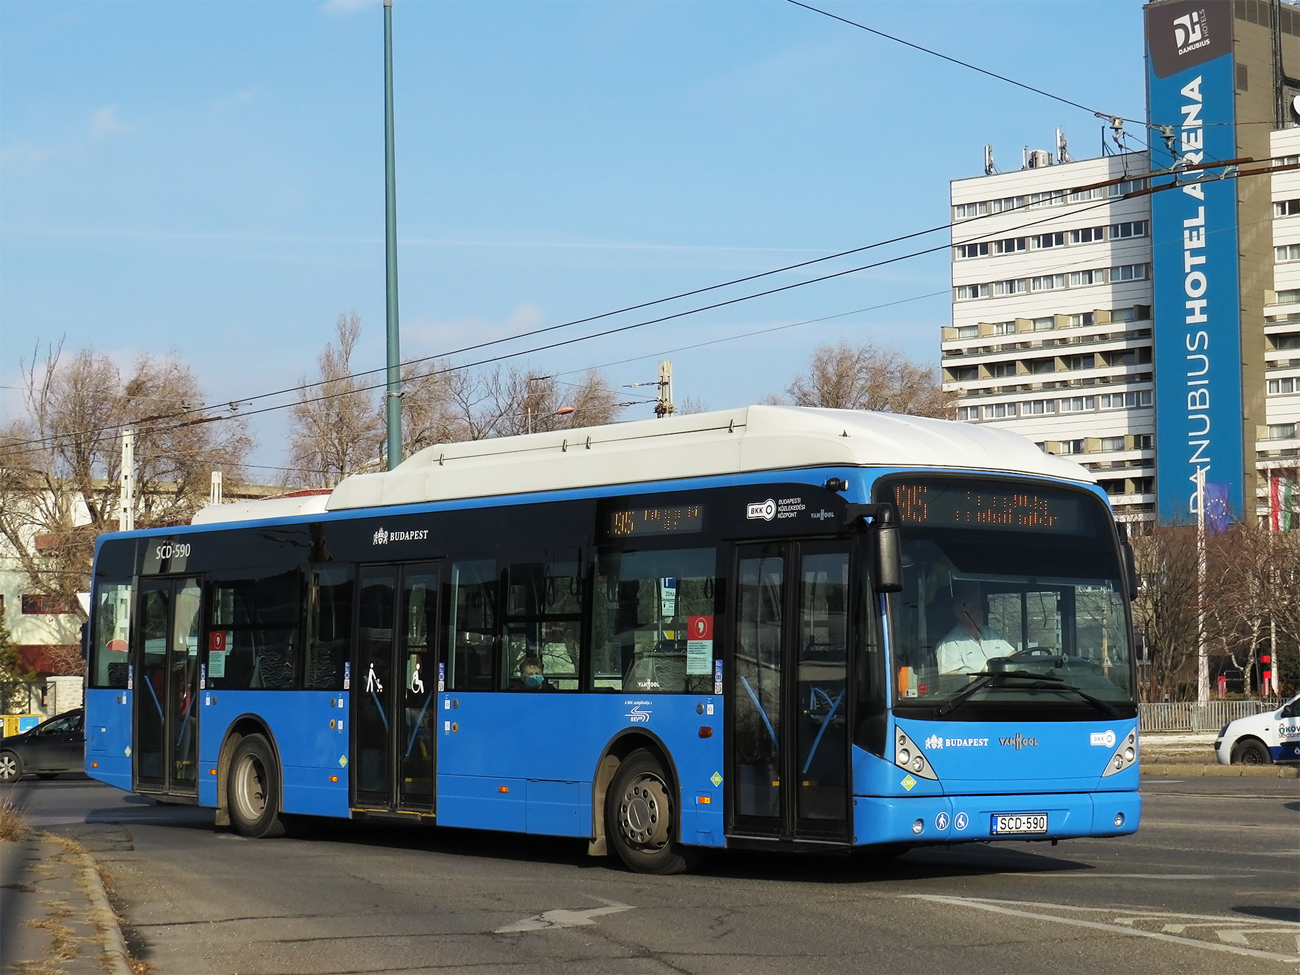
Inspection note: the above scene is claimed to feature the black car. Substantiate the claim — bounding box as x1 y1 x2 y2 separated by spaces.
0 708 85 782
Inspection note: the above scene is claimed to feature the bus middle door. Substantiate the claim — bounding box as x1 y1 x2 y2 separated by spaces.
134 576 202 796
353 562 440 814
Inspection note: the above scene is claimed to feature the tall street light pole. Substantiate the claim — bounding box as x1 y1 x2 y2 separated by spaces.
384 0 402 469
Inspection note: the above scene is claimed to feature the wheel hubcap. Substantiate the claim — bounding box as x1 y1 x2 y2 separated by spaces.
235 756 267 817
0 757 16 781
619 774 670 850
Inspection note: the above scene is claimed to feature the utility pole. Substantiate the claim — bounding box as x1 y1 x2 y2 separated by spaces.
383 0 403 470
120 427 135 532
654 360 675 418
1195 467 1208 703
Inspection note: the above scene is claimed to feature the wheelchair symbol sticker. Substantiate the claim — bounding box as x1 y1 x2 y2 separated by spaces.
954 812 969 831
936 812 950 830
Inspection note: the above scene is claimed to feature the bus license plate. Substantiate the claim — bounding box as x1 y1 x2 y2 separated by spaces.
992 813 1047 834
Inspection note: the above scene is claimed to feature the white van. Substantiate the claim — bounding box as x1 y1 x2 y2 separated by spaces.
1214 694 1300 765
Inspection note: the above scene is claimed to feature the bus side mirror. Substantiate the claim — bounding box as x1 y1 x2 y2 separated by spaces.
871 504 903 594
1121 539 1139 602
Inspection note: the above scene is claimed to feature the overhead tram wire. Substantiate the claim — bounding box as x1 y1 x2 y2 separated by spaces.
7 156 1296 460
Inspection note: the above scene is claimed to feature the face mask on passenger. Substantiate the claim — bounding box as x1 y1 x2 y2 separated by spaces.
525 673 545 690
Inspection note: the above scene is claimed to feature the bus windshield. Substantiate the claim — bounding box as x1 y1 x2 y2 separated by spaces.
880 476 1133 711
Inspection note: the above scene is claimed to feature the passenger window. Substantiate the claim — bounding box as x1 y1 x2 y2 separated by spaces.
501 553 583 691
208 568 304 690
446 560 497 691
91 581 133 689
592 547 717 694
306 566 352 690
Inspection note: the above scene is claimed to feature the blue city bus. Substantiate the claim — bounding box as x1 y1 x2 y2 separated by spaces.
84 406 1141 873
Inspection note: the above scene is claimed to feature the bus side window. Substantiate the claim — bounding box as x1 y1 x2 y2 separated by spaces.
208 567 303 691
501 554 583 691
306 566 352 690
592 546 717 694
90 581 133 689
446 560 496 691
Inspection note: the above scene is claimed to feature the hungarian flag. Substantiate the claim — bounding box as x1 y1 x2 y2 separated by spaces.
1272 475 1295 532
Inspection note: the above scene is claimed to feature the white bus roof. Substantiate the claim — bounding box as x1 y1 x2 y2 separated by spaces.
192 406 1094 524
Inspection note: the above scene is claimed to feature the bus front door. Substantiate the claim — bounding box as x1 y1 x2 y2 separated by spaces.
354 562 440 814
134 576 202 796
731 543 851 842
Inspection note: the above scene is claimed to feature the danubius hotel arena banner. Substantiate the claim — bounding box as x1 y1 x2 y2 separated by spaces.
1146 1 1245 524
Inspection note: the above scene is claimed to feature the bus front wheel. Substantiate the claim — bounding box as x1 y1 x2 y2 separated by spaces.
607 749 699 875
228 734 286 838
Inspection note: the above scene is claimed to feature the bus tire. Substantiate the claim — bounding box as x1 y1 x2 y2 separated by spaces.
0 751 23 783
607 748 699 875
1231 738 1272 766
227 734 286 838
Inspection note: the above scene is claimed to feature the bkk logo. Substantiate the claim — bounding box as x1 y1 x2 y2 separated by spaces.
746 499 776 521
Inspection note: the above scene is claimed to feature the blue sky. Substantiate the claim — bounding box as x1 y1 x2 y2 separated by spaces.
0 0 1148 477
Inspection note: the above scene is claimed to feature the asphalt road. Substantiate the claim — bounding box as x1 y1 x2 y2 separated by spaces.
8 773 1299 975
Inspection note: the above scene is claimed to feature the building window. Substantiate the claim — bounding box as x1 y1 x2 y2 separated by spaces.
956 283 990 300
1100 436 1126 451
1276 289 1300 304
1063 355 1094 371
957 242 990 258
1275 199 1300 216
994 237 1026 254
992 321 1016 335
991 196 1026 213
1111 263 1149 282
1069 312 1095 327
982 402 1017 419
956 406 979 421
1135 434 1153 449
21 594 79 615
1070 269 1101 286
1069 226 1106 244
1268 377 1297 393
1060 396 1095 413
994 279 1028 296
1032 316 1054 331
955 201 989 219
1027 190 1064 208
1069 186 1106 203
1031 274 1066 292
1099 390 1153 410
1267 423 1298 439
1058 440 1086 455
989 362 1018 378
955 325 978 339
1110 177 1147 197
1024 399 1057 415
1110 220 1148 239
1275 244 1300 263
1031 232 1065 249
949 366 978 382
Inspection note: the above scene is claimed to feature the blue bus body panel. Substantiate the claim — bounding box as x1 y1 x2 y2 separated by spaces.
436 692 725 845
197 691 351 818
85 688 133 791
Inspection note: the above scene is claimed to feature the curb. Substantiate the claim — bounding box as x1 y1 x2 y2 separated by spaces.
77 852 132 975
1140 762 1300 777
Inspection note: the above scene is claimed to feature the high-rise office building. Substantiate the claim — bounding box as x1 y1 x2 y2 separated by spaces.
943 0 1300 527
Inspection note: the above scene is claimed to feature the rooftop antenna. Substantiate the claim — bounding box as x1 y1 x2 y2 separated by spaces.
984 144 996 175
1056 128 1070 164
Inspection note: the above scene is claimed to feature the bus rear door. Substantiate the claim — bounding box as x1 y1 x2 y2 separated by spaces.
353 562 440 814
730 542 852 843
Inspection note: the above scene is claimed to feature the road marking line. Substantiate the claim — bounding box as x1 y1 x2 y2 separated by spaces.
904 895 1300 963
495 897 632 933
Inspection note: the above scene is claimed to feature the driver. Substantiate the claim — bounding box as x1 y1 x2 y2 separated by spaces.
936 586 1014 675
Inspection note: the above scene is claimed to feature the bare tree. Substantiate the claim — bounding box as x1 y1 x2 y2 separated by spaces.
1130 526 1201 701
779 340 954 418
288 312 384 487
0 342 251 624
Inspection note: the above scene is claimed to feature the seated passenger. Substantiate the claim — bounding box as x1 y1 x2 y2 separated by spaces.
936 586 1014 675
517 656 555 691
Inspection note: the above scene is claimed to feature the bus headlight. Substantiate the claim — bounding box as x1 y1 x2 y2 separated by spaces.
1102 730 1138 777
894 728 938 780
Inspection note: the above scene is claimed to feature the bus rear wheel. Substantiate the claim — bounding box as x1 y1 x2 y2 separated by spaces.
228 734 286 838
607 749 699 875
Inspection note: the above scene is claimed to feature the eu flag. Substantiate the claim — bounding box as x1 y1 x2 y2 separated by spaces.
1203 481 1231 535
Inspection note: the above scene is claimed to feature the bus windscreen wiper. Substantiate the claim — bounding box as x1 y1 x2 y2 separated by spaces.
935 669 1061 718
1051 683 1120 719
